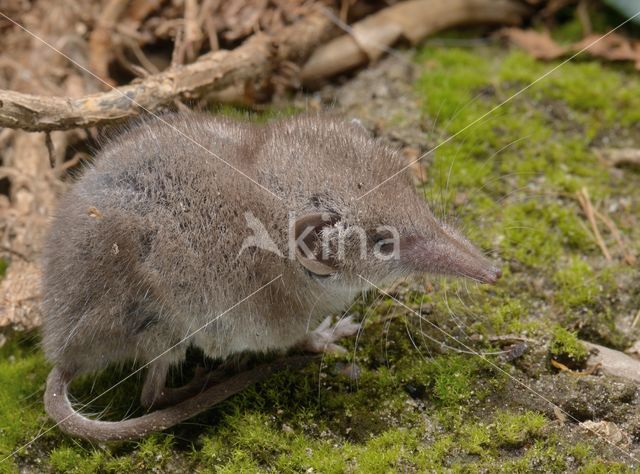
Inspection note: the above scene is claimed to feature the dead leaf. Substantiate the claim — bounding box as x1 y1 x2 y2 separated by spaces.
502 29 640 70
575 33 640 69
580 420 630 446
499 28 567 60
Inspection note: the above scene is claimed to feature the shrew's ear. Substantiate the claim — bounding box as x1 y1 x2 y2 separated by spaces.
294 212 340 276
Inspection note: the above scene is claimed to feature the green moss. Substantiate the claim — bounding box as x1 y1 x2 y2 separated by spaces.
0 334 50 470
570 442 594 463
136 435 174 468
579 460 633 474
493 410 547 447
484 298 526 333
49 448 84 473
419 435 456 467
0 259 7 279
501 439 568 472
420 355 498 408
499 50 640 127
209 103 300 122
459 423 493 455
213 451 261 473
552 17 587 43
553 257 599 308
415 47 493 121
449 409 548 460
549 325 589 368
499 201 594 268
347 428 419 472
49 448 105 474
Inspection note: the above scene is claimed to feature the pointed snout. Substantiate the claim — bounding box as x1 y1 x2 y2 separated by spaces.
399 233 502 284
476 263 502 284
435 245 502 284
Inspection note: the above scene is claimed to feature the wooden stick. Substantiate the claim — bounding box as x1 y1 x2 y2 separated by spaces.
0 10 333 131
301 0 529 82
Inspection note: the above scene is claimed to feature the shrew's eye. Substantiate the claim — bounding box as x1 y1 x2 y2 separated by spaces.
371 231 395 255
371 229 392 243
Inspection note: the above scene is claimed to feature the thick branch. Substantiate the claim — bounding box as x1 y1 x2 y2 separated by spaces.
301 0 530 82
0 11 333 131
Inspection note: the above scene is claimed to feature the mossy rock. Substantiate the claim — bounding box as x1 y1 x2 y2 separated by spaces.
549 326 589 370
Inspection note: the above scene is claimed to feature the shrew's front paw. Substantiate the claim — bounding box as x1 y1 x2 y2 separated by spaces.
299 315 361 355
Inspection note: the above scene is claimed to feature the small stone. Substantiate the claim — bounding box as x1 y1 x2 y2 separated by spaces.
404 382 426 399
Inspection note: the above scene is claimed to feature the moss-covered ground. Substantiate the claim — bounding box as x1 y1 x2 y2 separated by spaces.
2 17 640 473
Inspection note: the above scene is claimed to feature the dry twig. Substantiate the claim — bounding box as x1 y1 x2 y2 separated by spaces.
89 0 130 86
576 187 612 261
593 208 636 265
0 10 333 131
550 358 601 376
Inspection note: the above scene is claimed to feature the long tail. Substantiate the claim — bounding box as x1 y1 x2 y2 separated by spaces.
44 355 317 441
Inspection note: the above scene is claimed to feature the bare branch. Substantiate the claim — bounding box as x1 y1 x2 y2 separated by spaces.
0 11 333 131
301 0 530 83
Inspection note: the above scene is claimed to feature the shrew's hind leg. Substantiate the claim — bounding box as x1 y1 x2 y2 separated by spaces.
140 360 170 410
141 362 226 410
